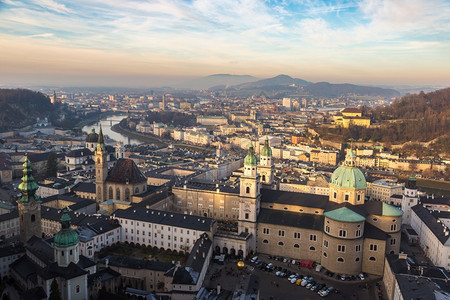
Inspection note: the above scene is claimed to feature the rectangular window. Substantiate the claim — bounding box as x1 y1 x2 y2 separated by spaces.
263 228 270 235
344 194 349 201
337 245 346 252
390 239 396 245
294 232 300 239
324 240 328 247
370 244 378 251
245 213 249 219
310 234 317 241
278 230 285 237
356 245 361 252
325 226 330 233
356 229 361 237
338 230 346 237
390 224 397 231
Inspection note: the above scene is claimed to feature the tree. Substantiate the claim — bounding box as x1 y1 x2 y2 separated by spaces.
49 279 62 300
46 152 58 178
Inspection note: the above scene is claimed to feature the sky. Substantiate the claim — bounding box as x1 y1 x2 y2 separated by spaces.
0 0 450 87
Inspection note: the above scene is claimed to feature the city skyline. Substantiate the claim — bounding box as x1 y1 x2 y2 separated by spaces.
1 0 450 87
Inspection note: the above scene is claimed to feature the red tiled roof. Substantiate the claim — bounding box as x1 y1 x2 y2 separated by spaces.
341 107 361 113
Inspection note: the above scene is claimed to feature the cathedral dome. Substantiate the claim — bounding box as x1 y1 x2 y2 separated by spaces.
244 144 257 166
54 209 79 248
260 136 272 157
330 149 366 190
86 128 99 143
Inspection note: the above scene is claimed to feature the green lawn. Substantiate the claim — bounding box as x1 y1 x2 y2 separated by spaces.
98 243 188 265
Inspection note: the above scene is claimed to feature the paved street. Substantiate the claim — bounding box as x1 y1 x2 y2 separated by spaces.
204 255 381 300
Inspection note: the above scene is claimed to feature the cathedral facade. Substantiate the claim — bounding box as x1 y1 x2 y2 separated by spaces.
171 139 403 276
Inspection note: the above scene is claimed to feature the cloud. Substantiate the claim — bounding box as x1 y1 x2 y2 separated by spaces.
32 0 72 14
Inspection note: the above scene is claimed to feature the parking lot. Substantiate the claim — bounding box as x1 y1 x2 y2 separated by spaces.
204 254 382 300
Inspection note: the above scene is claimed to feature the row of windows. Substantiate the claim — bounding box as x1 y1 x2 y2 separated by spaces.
323 253 376 262
333 192 362 202
324 227 361 237
120 220 196 235
267 229 317 241
262 240 316 251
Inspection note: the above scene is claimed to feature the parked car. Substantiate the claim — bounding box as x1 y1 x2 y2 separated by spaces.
359 273 365 280
319 286 335 297
306 280 316 289
311 283 321 291
251 256 258 263
340 274 347 281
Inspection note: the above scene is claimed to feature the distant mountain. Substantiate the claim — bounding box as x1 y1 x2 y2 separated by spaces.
235 74 311 89
304 82 400 98
0 89 55 130
177 74 259 89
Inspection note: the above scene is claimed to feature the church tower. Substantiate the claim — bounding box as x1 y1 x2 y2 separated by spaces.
54 208 80 266
17 155 42 243
258 136 274 188
95 124 108 202
401 174 419 225
115 141 125 159
239 144 261 251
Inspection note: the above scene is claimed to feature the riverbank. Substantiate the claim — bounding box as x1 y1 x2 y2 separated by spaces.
111 122 214 153
111 124 165 146
74 111 120 129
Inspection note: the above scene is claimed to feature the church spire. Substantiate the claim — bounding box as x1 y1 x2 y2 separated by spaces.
97 123 105 146
18 155 40 204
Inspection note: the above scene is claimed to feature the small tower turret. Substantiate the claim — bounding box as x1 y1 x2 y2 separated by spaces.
402 174 419 225
17 155 42 243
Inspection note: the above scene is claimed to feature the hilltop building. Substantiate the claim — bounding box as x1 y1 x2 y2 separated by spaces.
333 108 371 128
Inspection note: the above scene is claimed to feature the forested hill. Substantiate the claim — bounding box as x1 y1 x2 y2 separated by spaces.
316 88 450 151
0 89 55 130
370 87 450 121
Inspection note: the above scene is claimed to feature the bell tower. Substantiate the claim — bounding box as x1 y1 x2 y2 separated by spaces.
239 144 261 251
258 136 274 188
17 155 42 243
95 124 108 202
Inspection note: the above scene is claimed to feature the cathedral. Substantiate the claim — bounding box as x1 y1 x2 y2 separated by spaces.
94 125 147 203
172 138 403 276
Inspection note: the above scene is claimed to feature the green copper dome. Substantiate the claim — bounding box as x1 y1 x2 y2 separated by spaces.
54 208 79 248
18 155 40 204
244 144 258 166
86 128 99 143
330 148 366 190
260 136 272 157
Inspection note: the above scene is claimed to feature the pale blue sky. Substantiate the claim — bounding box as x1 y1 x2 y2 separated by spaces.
0 0 449 87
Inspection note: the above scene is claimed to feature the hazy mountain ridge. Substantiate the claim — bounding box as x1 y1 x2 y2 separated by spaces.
304 82 400 98
177 74 259 89
186 74 399 97
0 89 55 131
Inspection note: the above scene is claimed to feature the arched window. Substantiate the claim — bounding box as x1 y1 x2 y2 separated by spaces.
369 257 376 261
263 239 269 244
116 188 120 200
109 187 113 199
31 215 35 222
125 189 130 201
278 242 284 246
135 187 139 194
246 187 250 194
309 246 315 251
294 244 299 248
355 257 360 262
337 257 344 262
76 285 80 293
262 175 266 182
323 252 327 257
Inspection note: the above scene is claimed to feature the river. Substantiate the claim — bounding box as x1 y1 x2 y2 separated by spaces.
81 115 143 145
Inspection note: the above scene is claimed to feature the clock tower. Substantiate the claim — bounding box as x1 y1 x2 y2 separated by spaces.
95 124 108 202
239 144 261 251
